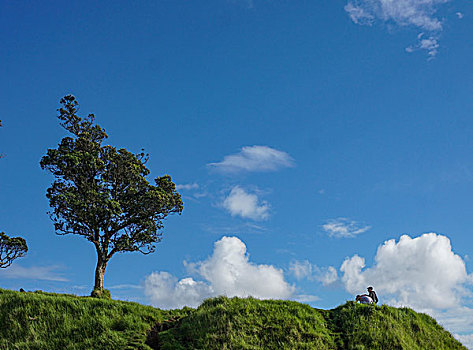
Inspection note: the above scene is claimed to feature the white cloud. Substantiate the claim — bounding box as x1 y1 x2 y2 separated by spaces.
340 233 473 342
345 0 447 30
176 183 199 190
340 233 470 309
108 284 143 290
208 145 294 173
345 2 374 25
436 306 473 336
406 33 439 57
144 236 294 309
420 36 440 56
322 218 370 238
0 264 68 282
320 266 339 286
290 260 313 280
454 333 473 349
222 186 270 220
289 260 338 286
294 294 320 302
145 272 213 309
345 0 453 56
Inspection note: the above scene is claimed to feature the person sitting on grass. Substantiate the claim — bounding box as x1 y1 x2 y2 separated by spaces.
356 294 373 304
367 286 378 304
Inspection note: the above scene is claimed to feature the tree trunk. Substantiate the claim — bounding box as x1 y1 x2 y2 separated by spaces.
94 256 107 290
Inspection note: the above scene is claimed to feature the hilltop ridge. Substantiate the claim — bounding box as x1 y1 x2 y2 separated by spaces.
0 289 465 349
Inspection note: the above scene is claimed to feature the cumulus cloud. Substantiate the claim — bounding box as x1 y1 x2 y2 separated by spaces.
289 260 338 286
222 186 270 220
208 145 294 173
340 233 471 309
145 272 213 309
322 218 370 238
340 233 473 344
144 236 294 309
345 0 453 56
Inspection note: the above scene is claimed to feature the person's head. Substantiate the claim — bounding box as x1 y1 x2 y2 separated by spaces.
367 286 373 291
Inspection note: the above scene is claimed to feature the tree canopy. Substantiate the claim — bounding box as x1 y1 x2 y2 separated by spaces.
0 232 28 268
41 95 183 291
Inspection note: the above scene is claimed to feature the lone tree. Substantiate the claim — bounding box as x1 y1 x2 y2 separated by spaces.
0 232 28 268
41 95 183 293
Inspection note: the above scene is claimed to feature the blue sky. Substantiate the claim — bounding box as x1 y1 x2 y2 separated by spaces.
1 0 473 347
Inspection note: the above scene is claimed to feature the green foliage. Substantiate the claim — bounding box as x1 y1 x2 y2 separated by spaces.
155 297 465 350
156 296 336 350
0 288 184 350
90 288 112 299
40 95 183 290
0 290 465 350
327 301 464 350
0 232 28 268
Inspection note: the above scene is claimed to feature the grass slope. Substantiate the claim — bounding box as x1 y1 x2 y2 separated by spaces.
156 297 465 350
0 289 466 350
0 289 186 350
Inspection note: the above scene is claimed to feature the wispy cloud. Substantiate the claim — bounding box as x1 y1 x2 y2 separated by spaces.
0 264 68 282
208 145 294 173
294 294 320 303
289 260 338 286
108 284 143 290
345 0 454 57
322 218 370 238
289 260 313 280
176 182 208 201
144 236 294 309
345 2 375 25
200 222 266 236
406 33 440 58
222 186 270 221
176 183 199 191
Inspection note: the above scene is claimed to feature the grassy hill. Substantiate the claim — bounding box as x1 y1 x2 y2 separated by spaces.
0 288 465 350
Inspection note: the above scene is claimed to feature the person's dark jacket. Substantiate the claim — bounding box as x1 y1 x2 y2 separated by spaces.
368 290 378 304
